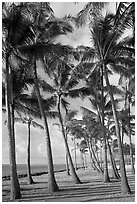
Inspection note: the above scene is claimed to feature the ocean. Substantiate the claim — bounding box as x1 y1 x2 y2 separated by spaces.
2 164 66 177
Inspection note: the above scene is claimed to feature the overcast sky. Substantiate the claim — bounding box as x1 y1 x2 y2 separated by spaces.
2 2 132 165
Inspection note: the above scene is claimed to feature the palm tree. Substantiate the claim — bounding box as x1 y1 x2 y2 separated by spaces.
78 12 134 194
67 117 103 174
2 2 35 199
40 53 92 183
118 73 135 174
14 116 44 184
75 1 134 194
17 2 78 192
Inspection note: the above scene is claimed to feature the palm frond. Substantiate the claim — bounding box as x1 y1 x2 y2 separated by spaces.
46 111 59 119
31 120 44 129
65 110 78 122
43 95 57 111
104 85 124 95
80 106 97 118
61 98 69 112
76 2 107 27
39 80 56 93
14 117 27 124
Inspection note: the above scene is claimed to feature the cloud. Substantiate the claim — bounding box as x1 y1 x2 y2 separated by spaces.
56 27 91 48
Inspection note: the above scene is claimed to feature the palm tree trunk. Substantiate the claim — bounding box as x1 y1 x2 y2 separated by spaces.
86 138 100 172
127 97 135 174
33 60 59 192
106 138 120 179
57 97 81 184
100 143 103 169
6 52 21 200
102 138 110 182
104 65 131 194
121 122 124 145
81 152 85 169
89 139 104 174
84 153 87 168
101 66 110 182
65 151 70 176
27 121 34 184
73 137 78 170
65 134 70 176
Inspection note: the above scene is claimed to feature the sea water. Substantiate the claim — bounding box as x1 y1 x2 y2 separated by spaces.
2 164 66 177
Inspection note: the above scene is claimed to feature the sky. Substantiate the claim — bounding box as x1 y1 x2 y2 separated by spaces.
2 1 134 165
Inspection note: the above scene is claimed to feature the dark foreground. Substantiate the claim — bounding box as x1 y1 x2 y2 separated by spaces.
2 167 135 202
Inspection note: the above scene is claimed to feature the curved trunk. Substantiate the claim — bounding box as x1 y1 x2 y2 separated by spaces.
106 138 120 179
104 65 131 194
127 97 135 174
6 52 21 200
33 60 59 192
57 97 81 184
27 121 34 184
86 139 100 172
89 139 104 174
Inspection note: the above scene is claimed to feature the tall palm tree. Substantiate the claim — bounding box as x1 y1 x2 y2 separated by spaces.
78 8 134 193
119 73 135 174
18 2 77 192
2 2 35 199
40 52 93 183
75 1 134 194
48 67 85 183
65 110 79 171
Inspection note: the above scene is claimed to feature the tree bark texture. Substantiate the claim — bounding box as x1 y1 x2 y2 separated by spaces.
34 60 59 192
104 64 131 194
6 52 21 200
57 96 82 184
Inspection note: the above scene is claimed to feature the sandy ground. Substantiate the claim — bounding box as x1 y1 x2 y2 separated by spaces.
2 168 135 202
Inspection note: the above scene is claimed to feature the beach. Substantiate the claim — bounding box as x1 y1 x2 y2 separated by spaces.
2 167 135 202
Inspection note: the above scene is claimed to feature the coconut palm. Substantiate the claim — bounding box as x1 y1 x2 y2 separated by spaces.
41 57 89 183
67 116 103 174
118 74 135 174
17 2 78 192
14 116 44 184
2 2 35 199
77 140 88 169
75 1 134 194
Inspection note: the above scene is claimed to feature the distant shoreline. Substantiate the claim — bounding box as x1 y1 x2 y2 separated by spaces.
2 169 66 181
2 167 83 181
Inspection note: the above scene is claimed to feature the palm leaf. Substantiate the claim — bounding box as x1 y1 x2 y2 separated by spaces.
66 87 91 99
46 111 59 119
31 120 44 129
61 98 69 112
76 2 107 27
80 106 97 118
39 80 56 93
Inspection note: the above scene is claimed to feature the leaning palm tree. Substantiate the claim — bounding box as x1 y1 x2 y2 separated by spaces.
75 2 134 194
118 72 135 174
18 2 77 192
2 2 35 199
77 10 134 194
41 53 92 184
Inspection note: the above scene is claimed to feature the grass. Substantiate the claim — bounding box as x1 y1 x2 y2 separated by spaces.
2 167 135 202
